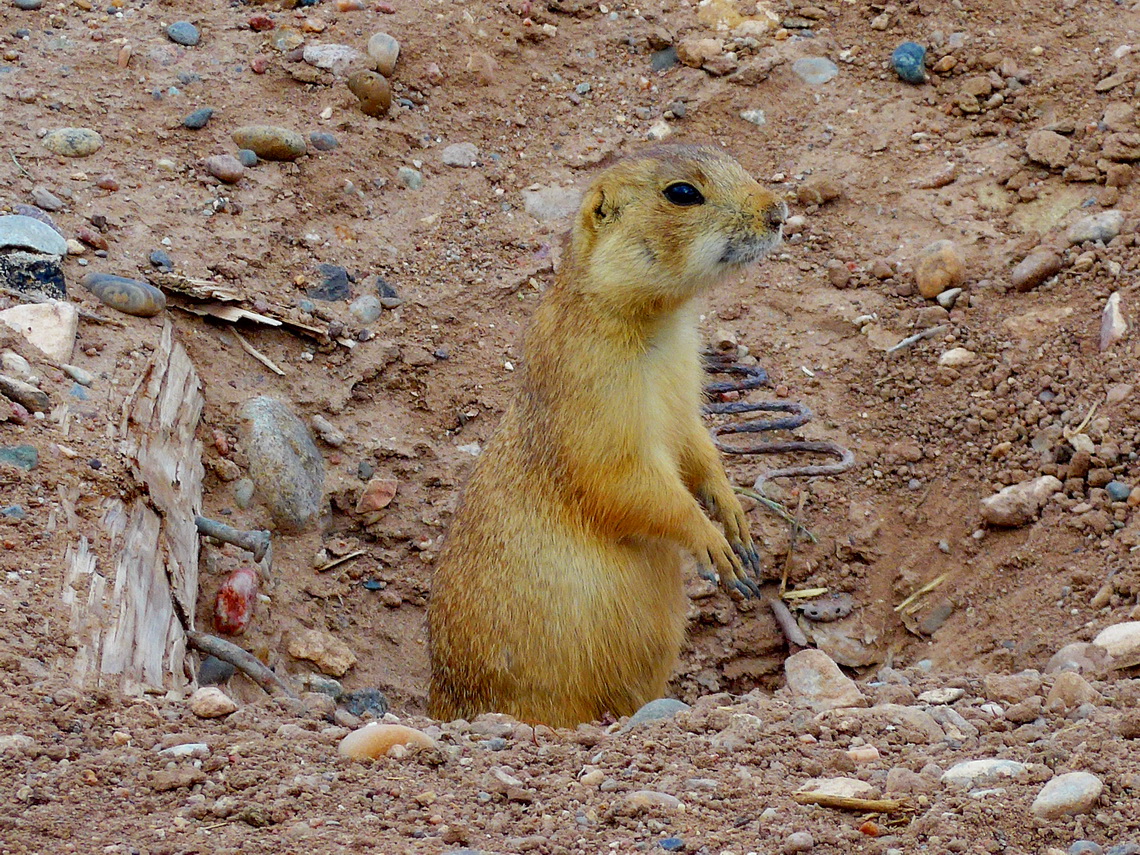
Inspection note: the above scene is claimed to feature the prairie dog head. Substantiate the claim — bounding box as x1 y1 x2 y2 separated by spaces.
568 145 787 310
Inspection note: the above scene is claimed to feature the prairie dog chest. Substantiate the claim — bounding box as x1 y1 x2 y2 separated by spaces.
638 310 703 443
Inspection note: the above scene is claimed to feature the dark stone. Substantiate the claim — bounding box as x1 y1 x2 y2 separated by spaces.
0 252 66 298
149 250 174 272
341 688 388 718
660 839 684 852
198 655 236 685
182 107 214 129
375 276 402 308
650 46 678 72
237 149 258 167
309 263 352 301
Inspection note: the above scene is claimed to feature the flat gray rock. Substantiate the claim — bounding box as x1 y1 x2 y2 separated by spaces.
240 396 325 531
0 215 68 257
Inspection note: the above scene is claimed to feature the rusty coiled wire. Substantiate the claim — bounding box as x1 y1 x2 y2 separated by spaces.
703 353 855 489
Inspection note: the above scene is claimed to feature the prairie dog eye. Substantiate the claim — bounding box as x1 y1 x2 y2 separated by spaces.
662 182 704 206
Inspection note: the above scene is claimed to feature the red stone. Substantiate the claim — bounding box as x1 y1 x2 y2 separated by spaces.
250 56 269 74
214 566 258 635
248 13 274 31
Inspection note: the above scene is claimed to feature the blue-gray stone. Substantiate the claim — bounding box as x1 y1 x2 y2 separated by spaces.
1069 843 1103 855
237 149 258 167
621 698 690 731
342 688 388 718
69 383 89 400
177 71 201 85
792 57 838 86
148 250 173 272
650 46 678 72
0 252 65 297
309 263 351 301
1106 845 1140 855
182 107 214 129
302 674 344 699
166 21 200 46
198 656 235 685
660 839 684 852
0 214 68 256
892 42 927 84
309 132 339 151
14 0 43 8
1106 481 1131 502
0 446 38 470
485 737 508 751
239 396 325 531
357 460 374 481
1 505 26 519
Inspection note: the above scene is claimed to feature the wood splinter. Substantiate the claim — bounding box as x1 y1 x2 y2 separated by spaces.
792 792 910 813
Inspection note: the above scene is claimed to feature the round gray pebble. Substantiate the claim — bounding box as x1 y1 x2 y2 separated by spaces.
396 165 423 189
349 294 382 323
1106 481 1131 502
621 697 690 730
183 107 214 129
81 272 166 317
341 688 388 718
784 831 815 854
13 0 43 8
237 149 258 167
309 132 339 151
149 250 173 271
166 21 200 46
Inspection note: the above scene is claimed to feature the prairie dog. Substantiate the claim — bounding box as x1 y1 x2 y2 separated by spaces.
428 145 787 728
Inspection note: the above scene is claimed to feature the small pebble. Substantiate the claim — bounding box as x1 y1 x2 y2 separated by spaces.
248 13 274 31
349 294 382 323
182 107 214 129
660 839 684 853
442 142 479 167
1069 841 1104 855
1011 249 1062 292
396 166 423 189
42 128 103 158
188 687 237 718
791 57 838 86
231 125 307 161
148 250 174 271
198 655 235 685
1 505 26 519
784 831 815 854
1106 481 1131 502
338 723 434 760
237 149 259 167
96 174 120 191
1031 771 1103 818
1067 210 1124 245
309 132 339 151
204 154 245 184
303 43 368 75
914 239 965 298
81 272 166 317
891 42 927 83
30 187 64 212
166 21 200 47
13 0 44 9
366 31 399 76
347 70 391 117
376 277 402 308
341 688 389 718
740 108 767 126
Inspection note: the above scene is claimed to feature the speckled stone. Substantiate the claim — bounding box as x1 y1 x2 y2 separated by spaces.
309 132 339 151
42 128 103 158
891 42 926 83
239 396 325 531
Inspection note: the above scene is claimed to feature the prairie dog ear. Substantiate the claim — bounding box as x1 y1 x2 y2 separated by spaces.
582 185 621 231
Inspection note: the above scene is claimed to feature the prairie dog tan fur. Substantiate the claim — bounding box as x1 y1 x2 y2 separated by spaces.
428 145 787 728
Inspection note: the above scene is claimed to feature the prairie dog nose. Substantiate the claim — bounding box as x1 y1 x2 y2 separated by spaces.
764 201 789 232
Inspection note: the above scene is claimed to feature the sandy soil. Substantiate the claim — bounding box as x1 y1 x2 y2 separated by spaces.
1 0 1139 851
